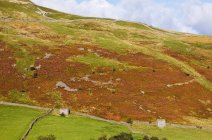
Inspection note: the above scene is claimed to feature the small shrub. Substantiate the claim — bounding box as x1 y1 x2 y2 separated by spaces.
150 137 159 140
126 118 133 124
142 136 150 140
98 135 107 140
30 66 36 71
185 73 190 76
37 134 56 140
112 67 116 72
108 132 133 140
46 91 63 108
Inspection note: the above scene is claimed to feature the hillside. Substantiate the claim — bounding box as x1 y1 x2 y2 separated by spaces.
0 0 212 125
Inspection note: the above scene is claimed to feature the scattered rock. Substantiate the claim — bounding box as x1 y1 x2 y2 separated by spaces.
80 75 90 81
132 101 137 105
43 53 53 59
78 48 85 51
107 88 116 94
56 81 78 92
70 77 76 82
87 49 92 52
139 105 144 111
11 64 16 68
116 78 121 81
140 90 145 95
35 65 41 70
198 99 211 106
147 110 151 113
206 108 211 112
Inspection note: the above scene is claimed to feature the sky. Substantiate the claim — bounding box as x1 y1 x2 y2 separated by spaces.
31 0 212 35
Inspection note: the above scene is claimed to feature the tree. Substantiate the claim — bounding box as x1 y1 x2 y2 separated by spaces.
109 132 133 140
126 118 133 124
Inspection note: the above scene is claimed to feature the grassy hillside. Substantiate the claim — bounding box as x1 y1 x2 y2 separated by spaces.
0 0 211 125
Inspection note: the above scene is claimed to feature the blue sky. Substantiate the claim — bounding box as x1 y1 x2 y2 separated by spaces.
31 0 212 35
93 0 212 4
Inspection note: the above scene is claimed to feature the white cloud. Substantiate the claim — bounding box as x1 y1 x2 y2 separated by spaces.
31 0 212 35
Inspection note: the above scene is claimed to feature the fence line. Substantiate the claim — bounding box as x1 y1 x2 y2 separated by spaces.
20 109 54 140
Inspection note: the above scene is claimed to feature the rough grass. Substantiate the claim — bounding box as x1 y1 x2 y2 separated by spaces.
43 22 79 36
15 48 35 76
132 124 212 140
27 115 133 140
0 105 42 140
163 39 196 55
7 89 32 104
112 29 129 40
191 42 212 50
116 21 149 30
96 36 133 53
0 1 42 20
67 54 138 70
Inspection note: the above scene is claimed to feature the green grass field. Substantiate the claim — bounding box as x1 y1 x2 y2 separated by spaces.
0 105 139 140
27 115 133 140
0 105 43 140
132 124 212 140
0 104 212 140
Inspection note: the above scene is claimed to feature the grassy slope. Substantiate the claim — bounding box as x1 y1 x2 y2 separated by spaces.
67 54 139 70
133 124 212 140
0 105 43 140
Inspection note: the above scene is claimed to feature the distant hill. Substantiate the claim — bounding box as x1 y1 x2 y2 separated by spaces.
0 0 211 124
